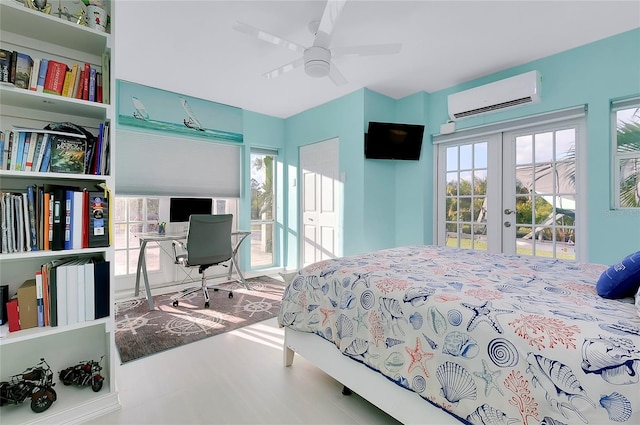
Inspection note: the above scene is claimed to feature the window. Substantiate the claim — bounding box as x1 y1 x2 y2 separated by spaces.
114 197 160 276
250 149 276 268
613 99 640 208
114 196 238 278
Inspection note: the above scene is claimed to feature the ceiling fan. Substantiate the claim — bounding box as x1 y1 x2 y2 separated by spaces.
233 0 401 85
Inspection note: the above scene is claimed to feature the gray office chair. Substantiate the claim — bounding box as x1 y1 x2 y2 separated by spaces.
170 214 236 308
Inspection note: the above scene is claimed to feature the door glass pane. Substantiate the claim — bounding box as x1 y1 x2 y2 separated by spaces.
444 142 488 251
513 128 576 260
515 135 532 165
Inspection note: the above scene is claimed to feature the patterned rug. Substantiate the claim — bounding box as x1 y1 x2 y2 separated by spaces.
114 276 285 363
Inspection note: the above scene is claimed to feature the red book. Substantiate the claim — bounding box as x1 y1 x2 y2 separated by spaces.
43 60 68 95
82 63 90 100
96 72 103 103
6 299 20 332
82 190 89 248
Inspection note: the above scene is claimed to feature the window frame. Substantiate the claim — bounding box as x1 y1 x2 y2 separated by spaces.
250 148 277 269
611 97 640 209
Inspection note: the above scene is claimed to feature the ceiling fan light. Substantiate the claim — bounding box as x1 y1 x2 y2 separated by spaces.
305 60 330 78
304 46 331 78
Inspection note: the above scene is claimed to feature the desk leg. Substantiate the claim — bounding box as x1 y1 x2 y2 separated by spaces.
230 233 251 289
135 240 154 310
134 240 144 297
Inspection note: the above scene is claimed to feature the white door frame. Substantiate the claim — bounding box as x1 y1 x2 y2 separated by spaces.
299 138 342 267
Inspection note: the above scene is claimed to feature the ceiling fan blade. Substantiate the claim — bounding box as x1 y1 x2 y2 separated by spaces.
328 62 348 86
332 43 402 57
314 0 347 48
262 57 305 80
233 21 306 53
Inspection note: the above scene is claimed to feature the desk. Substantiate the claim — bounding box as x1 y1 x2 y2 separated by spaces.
132 230 251 310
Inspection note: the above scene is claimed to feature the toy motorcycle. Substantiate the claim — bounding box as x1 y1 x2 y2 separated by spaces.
58 356 104 392
0 358 57 413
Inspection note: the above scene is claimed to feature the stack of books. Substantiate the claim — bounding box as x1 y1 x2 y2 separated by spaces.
0 124 110 175
0 49 109 104
0 185 110 254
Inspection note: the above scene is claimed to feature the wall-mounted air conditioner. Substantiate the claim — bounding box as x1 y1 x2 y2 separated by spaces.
448 70 541 120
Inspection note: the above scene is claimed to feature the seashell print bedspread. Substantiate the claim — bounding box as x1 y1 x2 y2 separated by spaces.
277 245 640 424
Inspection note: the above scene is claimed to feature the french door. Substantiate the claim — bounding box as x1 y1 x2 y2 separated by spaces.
436 114 584 260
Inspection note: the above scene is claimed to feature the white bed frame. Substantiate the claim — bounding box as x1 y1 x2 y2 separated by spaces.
283 327 458 425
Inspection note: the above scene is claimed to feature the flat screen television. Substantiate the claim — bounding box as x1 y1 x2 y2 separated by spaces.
365 121 425 160
169 197 213 222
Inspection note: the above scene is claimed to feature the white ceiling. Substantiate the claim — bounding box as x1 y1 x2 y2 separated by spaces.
115 0 640 119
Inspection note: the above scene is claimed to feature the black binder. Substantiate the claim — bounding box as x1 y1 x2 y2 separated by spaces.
44 184 79 251
94 260 110 319
87 191 109 248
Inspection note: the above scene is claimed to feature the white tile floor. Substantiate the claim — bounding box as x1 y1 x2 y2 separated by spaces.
87 317 401 424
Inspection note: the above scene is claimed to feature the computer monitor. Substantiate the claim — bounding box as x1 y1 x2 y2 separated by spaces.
169 197 213 223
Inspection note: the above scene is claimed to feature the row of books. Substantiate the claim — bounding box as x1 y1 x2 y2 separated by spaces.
0 185 110 254
6 257 110 332
0 49 109 104
0 123 110 175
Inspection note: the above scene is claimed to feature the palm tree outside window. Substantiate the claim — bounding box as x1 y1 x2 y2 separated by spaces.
613 99 640 208
251 149 276 268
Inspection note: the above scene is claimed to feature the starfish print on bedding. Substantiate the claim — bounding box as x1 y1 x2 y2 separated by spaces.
461 300 513 333
473 359 503 396
320 307 335 326
352 307 368 333
405 337 434 377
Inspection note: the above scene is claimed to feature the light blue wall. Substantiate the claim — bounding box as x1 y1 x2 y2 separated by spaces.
283 90 365 268
423 28 640 264
362 89 397 251
395 92 431 246
240 28 639 270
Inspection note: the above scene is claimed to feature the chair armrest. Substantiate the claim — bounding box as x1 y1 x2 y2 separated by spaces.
172 241 188 265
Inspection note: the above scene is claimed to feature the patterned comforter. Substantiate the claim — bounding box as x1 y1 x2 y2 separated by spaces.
277 245 640 424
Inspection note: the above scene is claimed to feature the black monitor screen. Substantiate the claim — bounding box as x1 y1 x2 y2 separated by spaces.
169 198 213 222
365 122 425 160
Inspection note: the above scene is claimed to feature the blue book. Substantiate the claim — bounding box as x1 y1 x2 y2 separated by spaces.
20 132 31 171
37 58 48 92
39 136 52 172
0 132 4 169
15 131 26 171
88 67 97 102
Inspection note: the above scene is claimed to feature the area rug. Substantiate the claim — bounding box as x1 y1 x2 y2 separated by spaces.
114 276 285 364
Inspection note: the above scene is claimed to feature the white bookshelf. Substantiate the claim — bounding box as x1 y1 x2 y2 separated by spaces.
0 1 119 423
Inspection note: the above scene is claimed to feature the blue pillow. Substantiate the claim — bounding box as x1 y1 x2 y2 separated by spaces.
597 251 640 299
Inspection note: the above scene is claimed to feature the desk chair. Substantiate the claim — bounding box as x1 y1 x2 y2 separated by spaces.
170 214 236 308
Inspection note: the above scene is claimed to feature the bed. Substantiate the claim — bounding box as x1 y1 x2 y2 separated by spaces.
277 245 640 424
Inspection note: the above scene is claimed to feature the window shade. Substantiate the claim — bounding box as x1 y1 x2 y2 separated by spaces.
115 129 241 197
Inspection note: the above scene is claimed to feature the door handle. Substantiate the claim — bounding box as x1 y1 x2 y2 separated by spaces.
504 208 515 215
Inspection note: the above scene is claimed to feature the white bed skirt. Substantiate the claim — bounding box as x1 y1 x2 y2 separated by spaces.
283 327 458 425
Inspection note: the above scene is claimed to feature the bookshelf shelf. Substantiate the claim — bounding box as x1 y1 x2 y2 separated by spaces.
0 247 108 262
0 85 110 120
0 317 109 345
0 1 119 424
0 1 110 55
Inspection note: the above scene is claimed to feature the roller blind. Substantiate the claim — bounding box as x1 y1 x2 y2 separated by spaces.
115 129 241 197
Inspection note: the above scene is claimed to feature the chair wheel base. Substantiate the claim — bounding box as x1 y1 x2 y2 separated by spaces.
172 300 179 307
204 301 210 308
228 292 233 298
